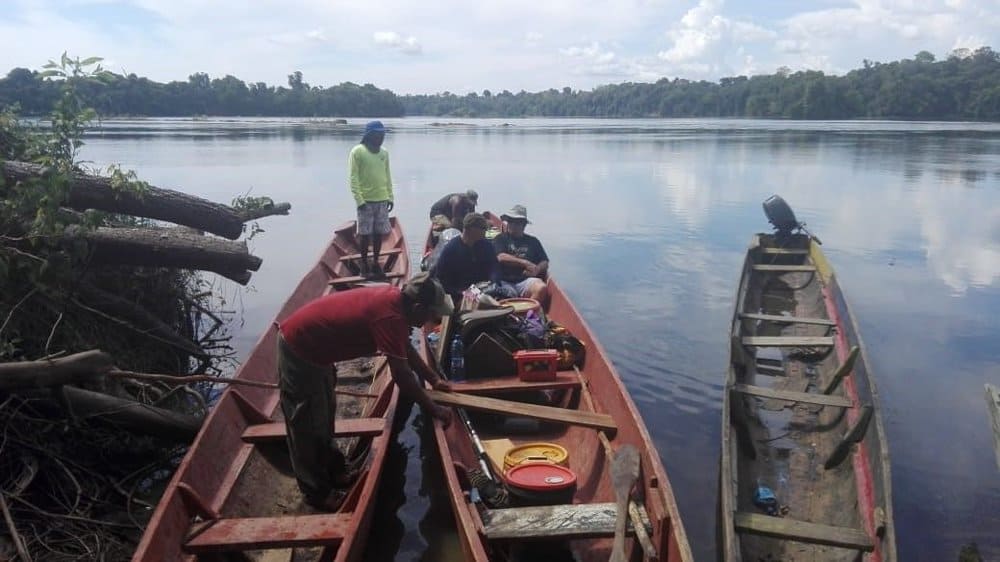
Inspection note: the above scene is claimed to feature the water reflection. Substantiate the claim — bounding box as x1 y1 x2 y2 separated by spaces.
79 118 1000 561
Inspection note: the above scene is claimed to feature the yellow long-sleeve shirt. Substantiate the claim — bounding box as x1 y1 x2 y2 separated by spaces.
348 144 393 207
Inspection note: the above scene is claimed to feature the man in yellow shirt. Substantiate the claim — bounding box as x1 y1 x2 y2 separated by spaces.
348 121 394 279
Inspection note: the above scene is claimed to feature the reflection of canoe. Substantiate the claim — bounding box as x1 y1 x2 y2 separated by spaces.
418 212 694 562
133 218 409 561
720 202 896 562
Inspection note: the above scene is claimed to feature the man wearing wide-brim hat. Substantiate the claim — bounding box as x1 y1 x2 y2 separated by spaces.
493 204 550 309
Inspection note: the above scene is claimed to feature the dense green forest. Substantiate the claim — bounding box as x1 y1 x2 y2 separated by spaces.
0 68 404 117
2 48 999 120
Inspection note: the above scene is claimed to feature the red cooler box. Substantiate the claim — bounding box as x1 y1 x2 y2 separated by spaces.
514 349 559 381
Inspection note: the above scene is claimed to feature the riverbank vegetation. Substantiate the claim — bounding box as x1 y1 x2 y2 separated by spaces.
2 48 999 120
0 54 288 560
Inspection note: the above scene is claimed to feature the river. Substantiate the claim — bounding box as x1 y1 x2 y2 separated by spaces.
82 117 1000 561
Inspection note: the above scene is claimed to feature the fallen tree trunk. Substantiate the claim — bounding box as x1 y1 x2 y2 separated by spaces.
0 350 113 391
57 385 203 442
2 161 290 240
66 225 261 284
239 201 291 221
74 284 209 358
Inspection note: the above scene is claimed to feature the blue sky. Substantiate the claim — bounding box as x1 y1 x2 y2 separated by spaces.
1 0 998 94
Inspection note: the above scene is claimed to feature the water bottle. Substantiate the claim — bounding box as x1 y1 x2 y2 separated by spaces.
450 335 465 381
752 478 779 516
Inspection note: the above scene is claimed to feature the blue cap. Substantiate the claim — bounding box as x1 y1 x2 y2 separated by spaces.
363 120 386 138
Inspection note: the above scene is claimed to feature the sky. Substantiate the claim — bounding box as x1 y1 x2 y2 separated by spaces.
1 0 998 95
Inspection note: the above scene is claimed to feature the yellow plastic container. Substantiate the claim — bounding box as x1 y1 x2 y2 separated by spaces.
503 442 569 473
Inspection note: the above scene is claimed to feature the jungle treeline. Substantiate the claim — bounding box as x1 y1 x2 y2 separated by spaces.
2 47 999 120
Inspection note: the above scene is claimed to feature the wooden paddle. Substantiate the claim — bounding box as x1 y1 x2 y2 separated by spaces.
610 444 640 562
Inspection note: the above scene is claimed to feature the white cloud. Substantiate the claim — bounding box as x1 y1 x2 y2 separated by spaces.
952 34 988 52
373 31 422 55
657 0 775 77
0 0 996 93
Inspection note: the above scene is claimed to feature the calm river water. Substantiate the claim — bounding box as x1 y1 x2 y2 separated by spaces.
82 117 1000 561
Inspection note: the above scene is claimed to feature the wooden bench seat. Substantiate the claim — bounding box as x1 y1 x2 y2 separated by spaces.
338 248 404 262
734 512 873 551
751 264 817 272
761 248 809 255
484 503 650 540
242 418 386 443
425 389 617 433
185 514 350 553
742 336 834 347
329 272 405 286
739 312 835 326
734 384 852 407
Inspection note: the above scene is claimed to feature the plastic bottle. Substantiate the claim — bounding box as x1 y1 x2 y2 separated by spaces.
450 335 465 381
752 478 778 516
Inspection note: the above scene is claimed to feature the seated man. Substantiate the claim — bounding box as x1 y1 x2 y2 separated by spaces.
429 189 478 231
493 205 550 309
431 212 498 303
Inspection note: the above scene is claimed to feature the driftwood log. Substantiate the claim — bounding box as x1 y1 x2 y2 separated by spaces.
0 351 204 441
0 350 112 391
66 225 262 285
2 160 290 240
56 386 203 442
73 285 208 358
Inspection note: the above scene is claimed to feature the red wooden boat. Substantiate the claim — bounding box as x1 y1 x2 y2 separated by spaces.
419 214 694 562
133 218 409 561
720 197 896 561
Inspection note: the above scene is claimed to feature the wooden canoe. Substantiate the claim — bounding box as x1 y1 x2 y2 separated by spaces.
720 224 897 561
418 213 694 562
132 218 409 562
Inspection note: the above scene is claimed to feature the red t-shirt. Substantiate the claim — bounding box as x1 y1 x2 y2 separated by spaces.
278 286 410 365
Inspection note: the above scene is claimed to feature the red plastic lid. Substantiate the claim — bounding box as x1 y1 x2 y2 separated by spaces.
505 462 577 491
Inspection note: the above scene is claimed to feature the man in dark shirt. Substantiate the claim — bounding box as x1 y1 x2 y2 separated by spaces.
276 272 453 510
429 189 478 231
431 212 498 303
493 204 550 309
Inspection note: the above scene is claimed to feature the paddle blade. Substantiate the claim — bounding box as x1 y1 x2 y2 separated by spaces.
611 445 640 500
610 445 640 562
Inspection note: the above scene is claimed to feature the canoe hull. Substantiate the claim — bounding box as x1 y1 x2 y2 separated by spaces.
720 233 896 562
420 214 693 562
133 219 409 561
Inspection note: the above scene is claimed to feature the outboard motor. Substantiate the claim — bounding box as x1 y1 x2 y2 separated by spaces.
762 195 799 235
421 228 462 271
762 195 822 244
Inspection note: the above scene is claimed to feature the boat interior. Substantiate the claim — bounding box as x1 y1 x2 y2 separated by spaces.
723 232 884 562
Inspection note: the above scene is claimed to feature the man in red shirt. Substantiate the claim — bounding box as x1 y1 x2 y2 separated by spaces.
277 272 453 510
